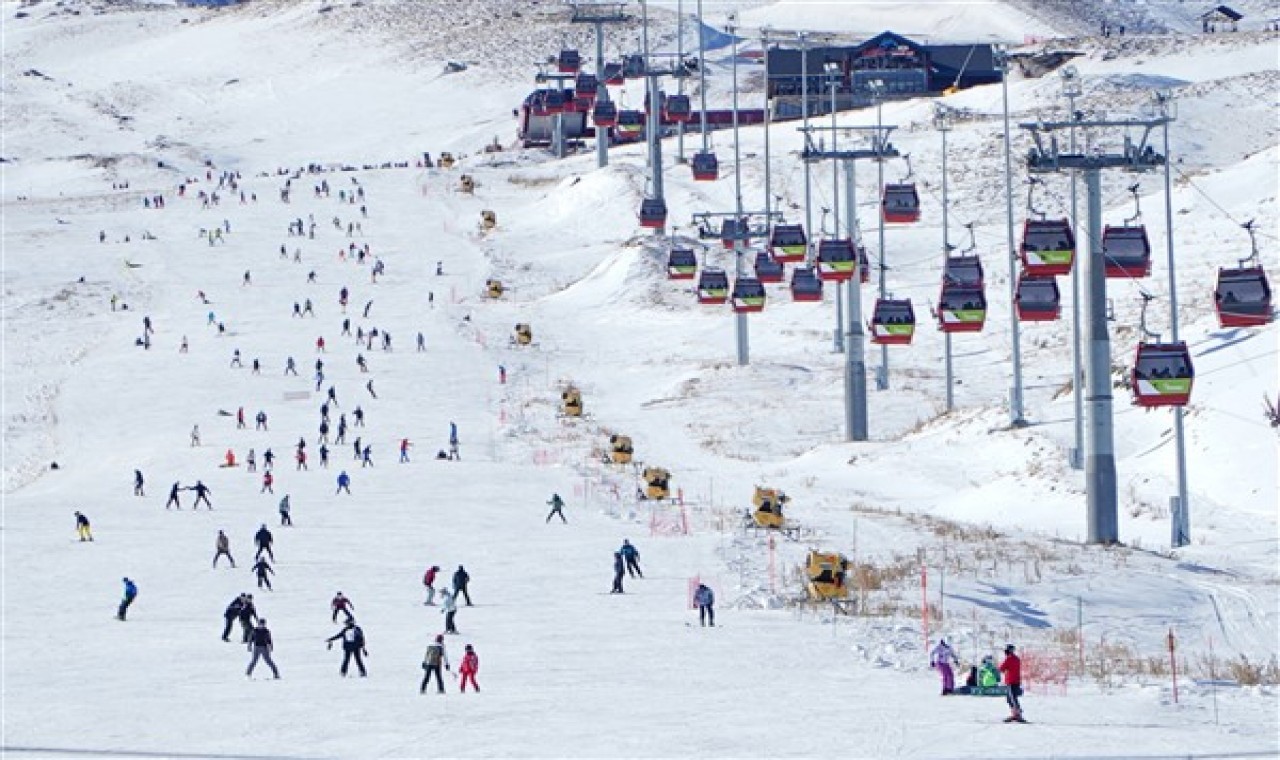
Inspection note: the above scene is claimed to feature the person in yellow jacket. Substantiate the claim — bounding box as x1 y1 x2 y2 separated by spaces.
75 511 93 542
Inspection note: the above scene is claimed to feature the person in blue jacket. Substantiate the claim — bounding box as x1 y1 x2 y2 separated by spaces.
620 539 642 578
336 470 352 495
117 577 138 621
610 552 625 594
694 583 715 627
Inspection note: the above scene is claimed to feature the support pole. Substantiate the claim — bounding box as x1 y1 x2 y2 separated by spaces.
876 97 889 390
1161 105 1191 547
1001 52 1027 426
675 0 685 164
595 21 609 169
938 108 954 412
844 159 868 441
801 33 813 266
1083 167 1118 544
730 20 748 366
1068 93 1084 468
831 78 843 354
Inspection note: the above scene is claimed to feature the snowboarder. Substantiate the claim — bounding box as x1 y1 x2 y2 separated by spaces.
252 557 274 590
222 593 246 641
620 539 642 578
238 594 258 643
117 577 138 621
423 565 440 605
331 592 355 623
246 619 281 679
610 552 625 594
166 481 183 510
75 511 94 542
255 524 275 561
931 638 960 696
279 495 292 526
452 565 472 606
1000 645 1026 723
694 583 715 627
191 480 212 509
545 493 566 524
440 589 459 634
325 619 368 677
458 644 479 693
214 530 236 568
336 470 352 495
133 469 145 496
420 634 450 694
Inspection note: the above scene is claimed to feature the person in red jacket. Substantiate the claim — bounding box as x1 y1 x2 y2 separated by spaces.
999 644 1026 723
459 644 479 693
423 565 440 606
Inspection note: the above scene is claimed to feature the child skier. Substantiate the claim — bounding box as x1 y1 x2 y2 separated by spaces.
458 644 479 693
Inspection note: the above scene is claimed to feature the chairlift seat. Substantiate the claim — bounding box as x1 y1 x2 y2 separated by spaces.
1020 218 1076 277
1014 273 1061 322
602 62 625 86
639 198 667 229
1214 266 1273 328
790 267 824 301
574 74 598 105
769 224 807 263
697 268 729 304
731 277 766 313
937 283 986 333
882 183 921 224
691 151 719 181
720 219 750 249
1102 225 1152 279
667 248 698 280
816 239 857 282
663 94 693 123
753 251 784 283
592 101 618 128
1132 341 1193 407
943 254 984 287
557 49 581 74
870 298 916 345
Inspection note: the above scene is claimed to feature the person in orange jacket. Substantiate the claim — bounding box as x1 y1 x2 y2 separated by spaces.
459 644 479 693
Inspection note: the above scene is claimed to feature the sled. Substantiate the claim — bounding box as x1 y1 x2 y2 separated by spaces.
952 685 1008 697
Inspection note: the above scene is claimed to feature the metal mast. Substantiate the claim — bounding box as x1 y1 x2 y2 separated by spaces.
569 2 629 170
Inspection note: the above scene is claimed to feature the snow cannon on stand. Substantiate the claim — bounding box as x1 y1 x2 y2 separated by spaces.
480 210 497 231
642 467 670 501
513 323 533 346
561 386 583 417
805 551 849 601
459 175 475 194
608 434 633 465
438 152 456 169
485 279 504 299
751 486 788 529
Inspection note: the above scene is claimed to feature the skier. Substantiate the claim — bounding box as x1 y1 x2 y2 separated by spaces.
237 407 246 429
222 593 246 641
252 557 274 590
191 480 213 509
318 444 330 469
231 349 242 368
279 495 292 526
285 356 298 376
1000 645 1026 722
166 481 183 510
328 386 340 408
316 336 326 353
440 589 459 634
336 470 352 495
610 552 625 594
247 448 257 473
545 493 567 524
458 644 479 693
190 425 201 447
325 619 368 677
417 332 426 352
331 592 355 623
422 565 440 605
255 524 275 561
255 411 268 431
352 406 363 426
694 583 715 627
620 539 643 578
117 577 138 621
134 469 145 496
213 530 236 568
246 618 281 679
931 638 960 696
75 511 94 542
263 449 275 470
238 594 258 643
361 445 373 468
399 438 411 463
365 380 377 399
452 565 472 606
420 634 450 694
261 470 274 494
296 448 308 471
